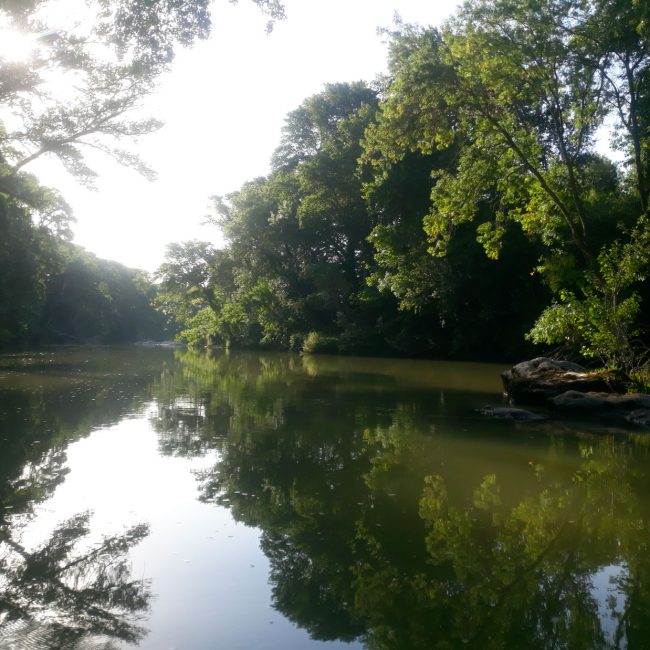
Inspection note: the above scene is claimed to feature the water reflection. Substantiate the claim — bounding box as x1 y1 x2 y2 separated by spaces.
1 512 150 648
0 349 158 648
3 348 650 649
151 350 650 649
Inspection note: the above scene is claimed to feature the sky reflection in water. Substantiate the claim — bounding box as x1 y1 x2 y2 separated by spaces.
1 348 649 649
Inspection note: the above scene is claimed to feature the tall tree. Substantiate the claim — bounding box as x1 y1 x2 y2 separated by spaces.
160 83 392 352
363 2 650 370
0 0 284 348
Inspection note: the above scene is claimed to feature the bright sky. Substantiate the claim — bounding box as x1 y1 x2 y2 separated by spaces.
31 0 459 272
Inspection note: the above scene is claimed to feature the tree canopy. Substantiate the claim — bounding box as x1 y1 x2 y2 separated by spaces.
0 0 284 214
156 0 650 372
362 0 650 370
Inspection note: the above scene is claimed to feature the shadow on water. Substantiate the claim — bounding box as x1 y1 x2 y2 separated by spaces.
150 349 650 650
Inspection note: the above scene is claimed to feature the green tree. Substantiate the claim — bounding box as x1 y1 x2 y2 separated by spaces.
363 1 650 369
155 241 236 347
0 198 50 344
160 83 398 354
39 247 169 344
0 0 285 348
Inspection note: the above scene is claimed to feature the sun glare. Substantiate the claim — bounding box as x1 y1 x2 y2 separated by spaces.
0 27 39 62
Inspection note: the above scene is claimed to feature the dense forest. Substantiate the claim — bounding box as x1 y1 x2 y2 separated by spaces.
156 0 650 372
0 0 283 347
1 0 649 373
156 80 548 361
0 196 169 345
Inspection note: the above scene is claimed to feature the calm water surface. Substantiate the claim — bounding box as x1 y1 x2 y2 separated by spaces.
1 348 649 649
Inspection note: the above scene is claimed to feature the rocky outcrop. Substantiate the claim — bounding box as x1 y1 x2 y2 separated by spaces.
482 358 650 430
501 357 622 404
506 358 587 377
548 391 650 426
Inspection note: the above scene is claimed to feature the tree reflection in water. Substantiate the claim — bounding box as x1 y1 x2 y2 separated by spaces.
152 350 650 649
0 512 150 649
0 351 157 649
357 440 650 650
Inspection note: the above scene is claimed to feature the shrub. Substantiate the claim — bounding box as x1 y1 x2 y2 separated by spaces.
302 331 339 354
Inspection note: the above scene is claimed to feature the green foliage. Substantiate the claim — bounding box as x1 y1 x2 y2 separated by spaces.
0 197 55 345
39 249 169 344
529 220 650 372
301 331 339 355
366 4 611 258
288 333 305 352
0 0 285 348
151 0 650 367
526 299 585 351
631 366 650 392
176 306 219 348
157 79 549 361
157 83 398 355
359 0 650 369
154 241 226 346
0 194 168 347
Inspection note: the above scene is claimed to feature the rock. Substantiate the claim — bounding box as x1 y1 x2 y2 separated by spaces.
549 391 650 412
501 357 622 404
548 390 616 413
507 357 586 378
549 391 650 427
478 406 545 421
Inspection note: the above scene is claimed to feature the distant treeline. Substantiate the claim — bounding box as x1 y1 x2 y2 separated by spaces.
0 197 169 347
156 0 650 370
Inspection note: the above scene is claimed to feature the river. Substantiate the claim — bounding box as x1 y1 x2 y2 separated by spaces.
0 347 648 649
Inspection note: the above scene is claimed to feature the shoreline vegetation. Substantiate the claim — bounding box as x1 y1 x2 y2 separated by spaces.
1 0 649 387
154 1 650 380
